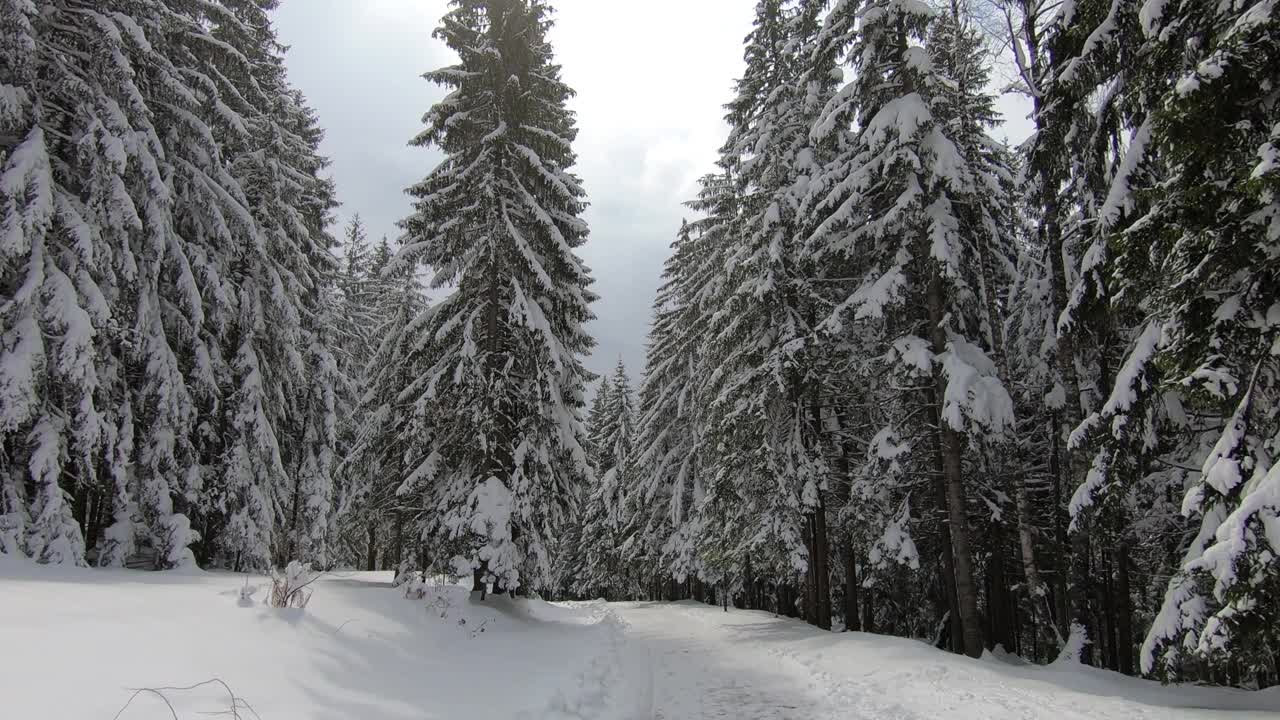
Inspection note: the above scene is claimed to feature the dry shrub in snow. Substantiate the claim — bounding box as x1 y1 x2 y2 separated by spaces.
269 561 319 609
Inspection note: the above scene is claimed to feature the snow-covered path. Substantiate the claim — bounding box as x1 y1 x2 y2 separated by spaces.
608 600 1278 720
613 602 829 719
3 563 1277 719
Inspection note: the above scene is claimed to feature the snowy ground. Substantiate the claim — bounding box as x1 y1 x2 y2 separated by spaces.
2 560 1276 719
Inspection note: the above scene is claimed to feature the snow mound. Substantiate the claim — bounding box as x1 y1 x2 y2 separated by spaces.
0 562 619 719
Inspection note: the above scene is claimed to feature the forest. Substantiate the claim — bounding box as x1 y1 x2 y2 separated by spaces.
2 0 1277 695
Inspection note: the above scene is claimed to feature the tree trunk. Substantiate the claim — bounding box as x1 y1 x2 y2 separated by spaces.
939 479 962 652
927 265 984 659
391 509 404 573
990 527 1013 652
929 400 962 654
803 520 818 624
941 424 983 658
804 382 833 631
831 409 858 632
1071 530 1093 665
1043 168 1093 660
1117 541 1134 675
365 522 377 572
1048 418 1070 635
815 494 832 630
844 543 860 631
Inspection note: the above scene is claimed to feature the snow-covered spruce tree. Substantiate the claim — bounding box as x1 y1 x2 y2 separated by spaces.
559 373 613 595
576 359 635 598
1106 0 1280 682
273 98 342 569
169 0 342 571
601 359 634 474
624 223 697 596
552 374 608 595
0 0 233 568
341 238 427 571
695 0 838 627
804 0 1014 657
1014 0 1134 651
0 1 101 566
333 216 377 439
321 217 377 564
0 1 345 572
397 0 596 594
626 183 735 598
585 375 614 471
926 3 1027 654
1034 0 1160 671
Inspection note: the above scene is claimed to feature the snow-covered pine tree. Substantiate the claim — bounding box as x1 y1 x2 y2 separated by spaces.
1030 0 1158 670
1104 0 1280 681
585 375 614 471
0 0 232 568
342 237 427 570
696 0 838 627
625 223 697 595
603 359 634 479
333 216 380 395
1013 0 1120 651
926 1 1028 654
804 0 1015 657
576 358 635 598
1 0 344 571
397 0 596 593
627 192 734 597
1 1 101 566
173 0 342 570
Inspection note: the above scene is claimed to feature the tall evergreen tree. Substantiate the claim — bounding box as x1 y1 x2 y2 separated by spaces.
696 0 838 627
341 236 427 571
803 0 1017 657
397 0 597 593
585 375 614 470
1 0 343 571
1097 0 1280 679
576 358 635 597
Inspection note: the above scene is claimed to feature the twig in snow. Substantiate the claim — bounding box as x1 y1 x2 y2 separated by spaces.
111 678 261 720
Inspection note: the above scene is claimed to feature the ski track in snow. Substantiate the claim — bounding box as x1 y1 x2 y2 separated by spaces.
613 602 830 719
609 600 1278 720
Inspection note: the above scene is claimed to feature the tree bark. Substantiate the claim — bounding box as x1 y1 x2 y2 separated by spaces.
805 382 833 631
1117 540 1134 675
1048 417 1070 636
928 399 962 654
936 459 962 652
990 527 1013 651
804 520 818 624
809 497 832 630
391 509 404 572
844 544 860 631
927 265 984 659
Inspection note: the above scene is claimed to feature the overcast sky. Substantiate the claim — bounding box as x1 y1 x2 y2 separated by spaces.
273 0 1031 389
